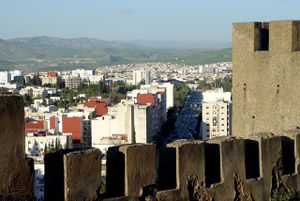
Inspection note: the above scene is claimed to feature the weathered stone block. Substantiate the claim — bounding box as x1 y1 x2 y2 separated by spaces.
106 144 156 200
0 95 34 201
45 148 102 201
232 20 300 137
167 140 205 200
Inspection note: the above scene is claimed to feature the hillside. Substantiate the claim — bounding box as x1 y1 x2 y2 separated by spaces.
0 36 232 71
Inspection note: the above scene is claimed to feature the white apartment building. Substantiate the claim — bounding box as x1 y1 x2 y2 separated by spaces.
88 74 104 84
158 82 174 110
91 99 157 154
91 102 134 147
132 70 151 85
0 71 11 83
201 88 231 140
25 134 72 157
0 82 17 89
141 82 174 111
9 70 23 81
20 86 48 98
71 69 93 79
41 76 58 86
133 104 156 143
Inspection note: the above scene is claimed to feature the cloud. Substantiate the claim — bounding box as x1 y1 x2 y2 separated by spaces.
116 9 136 15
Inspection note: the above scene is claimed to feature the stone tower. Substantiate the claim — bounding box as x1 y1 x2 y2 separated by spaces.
232 20 300 137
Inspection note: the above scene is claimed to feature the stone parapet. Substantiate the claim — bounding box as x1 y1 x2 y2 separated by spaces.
0 95 34 201
44 148 102 201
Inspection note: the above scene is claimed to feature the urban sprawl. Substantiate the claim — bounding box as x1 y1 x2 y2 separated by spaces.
0 61 231 200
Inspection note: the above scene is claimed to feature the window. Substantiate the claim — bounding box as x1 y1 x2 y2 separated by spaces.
245 140 260 179
205 144 221 187
213 117 217 126
292 21 300 51
254 22 269 51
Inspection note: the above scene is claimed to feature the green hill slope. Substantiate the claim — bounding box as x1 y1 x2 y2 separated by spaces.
0 37 232 71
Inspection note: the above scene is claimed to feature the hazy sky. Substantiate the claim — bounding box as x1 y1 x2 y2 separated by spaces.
0 0 299 42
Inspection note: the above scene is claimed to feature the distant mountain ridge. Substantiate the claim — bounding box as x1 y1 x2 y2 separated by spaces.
0 36 232 71
9 36 135 49
128 40 231 50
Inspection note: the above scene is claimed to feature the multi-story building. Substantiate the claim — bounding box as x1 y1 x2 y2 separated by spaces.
0 71 11 83
133 103 156 143
88 74 104 85
71 69 93 80
141 82 174 111
0 82 17 90
91 97 158 153
25 129 73 201
132 70 151 85
25 133 72 157
20 86 48 98
63 76 81 89
9 70 23 81
91 101 134 149
201 88 231 140
158 82 174 110
41 71 59 86
83 97 108 117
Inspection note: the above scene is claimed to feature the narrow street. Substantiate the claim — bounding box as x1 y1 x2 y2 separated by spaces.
167 90 202 142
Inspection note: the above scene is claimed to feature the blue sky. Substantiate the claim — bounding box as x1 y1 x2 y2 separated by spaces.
0 0 299 42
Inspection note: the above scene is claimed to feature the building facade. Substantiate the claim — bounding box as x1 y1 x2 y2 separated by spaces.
132 70 151 85
201 89 231 140
232 20 300 137
64 76 81 89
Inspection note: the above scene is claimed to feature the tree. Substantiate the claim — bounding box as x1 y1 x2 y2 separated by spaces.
32 140 40 156
50 141 55 151
109 92 126 104
197 80 212 90
22 94 33 106
27 73 42 86
44 143 48 154
45 138 63 154
223 77 232 92
99 80 108 94
60 88 77 108
116 85 127 94
137 80 145 89
78 84 99 98
174 83 190 109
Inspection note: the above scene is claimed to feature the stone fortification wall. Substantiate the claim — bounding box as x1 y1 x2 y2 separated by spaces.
0 95 34 201
232 20 300 137
99 132 300 201
44 148 102 201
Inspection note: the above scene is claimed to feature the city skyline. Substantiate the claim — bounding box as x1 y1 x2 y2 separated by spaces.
0 0 299 42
